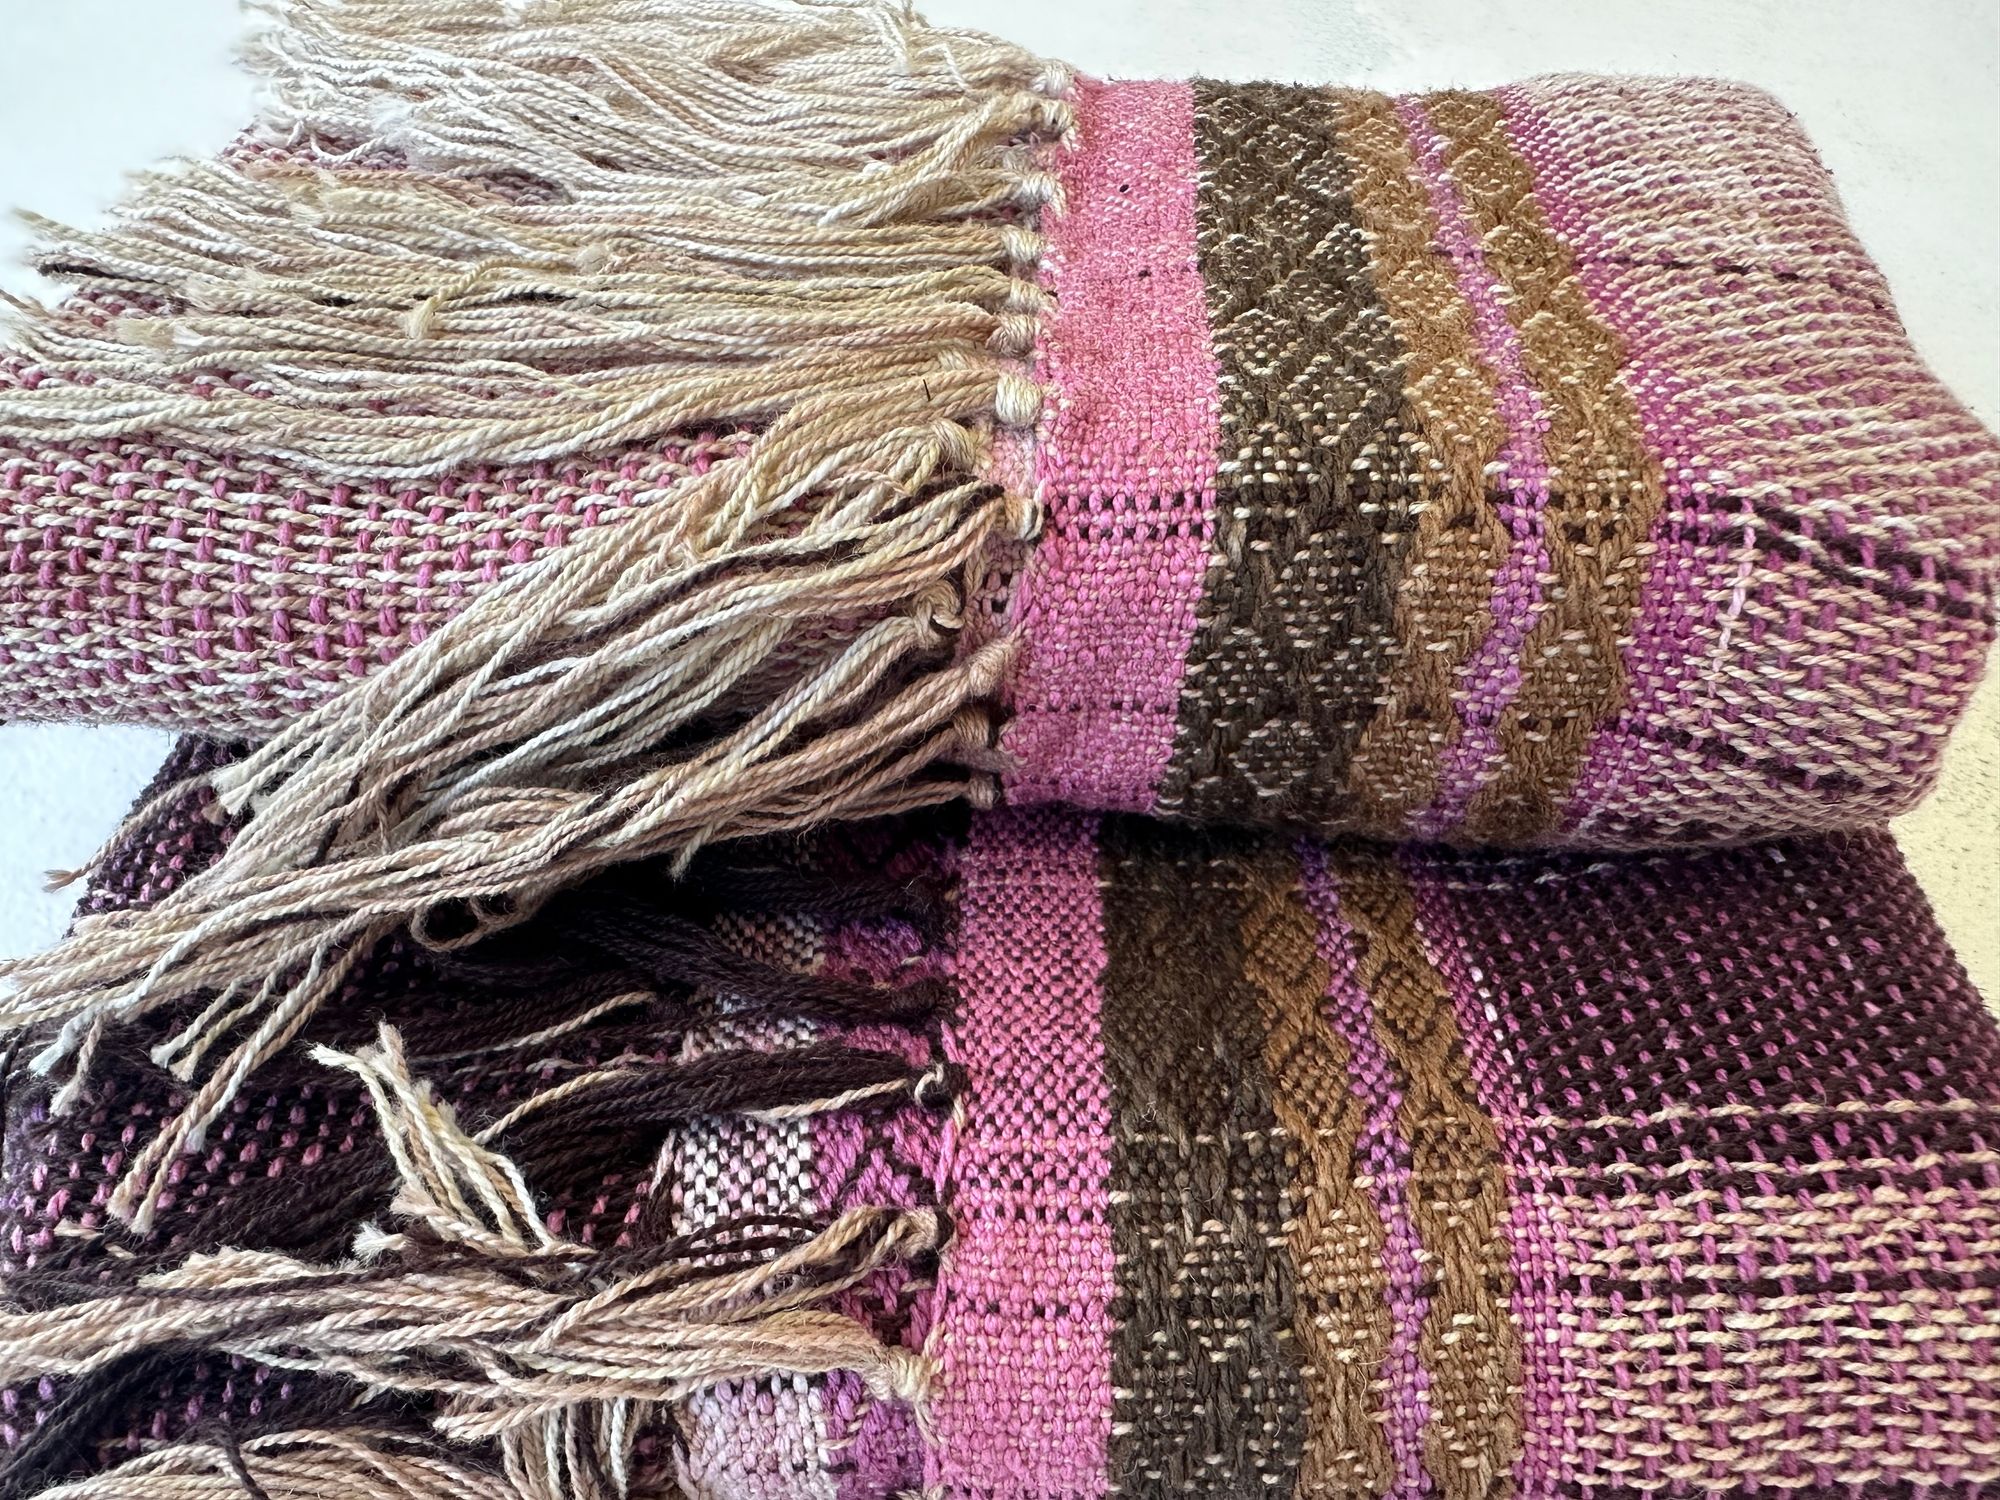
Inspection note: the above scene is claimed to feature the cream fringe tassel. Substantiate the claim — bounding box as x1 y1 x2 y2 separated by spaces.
2 1026 942 1500
27 1430 509 1500
0 0 1071 1228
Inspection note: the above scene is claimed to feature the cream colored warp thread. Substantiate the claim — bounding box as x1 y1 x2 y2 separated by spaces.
1 0 1070 474
0 0 1072 1230
28 1429 507 1500
0 1027 940 1500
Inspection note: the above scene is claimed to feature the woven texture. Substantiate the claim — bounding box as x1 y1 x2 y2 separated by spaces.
5 770 1997 1496
1004 77 2000 845
4 46 2000 1500
2 78 1995 844
1 750 956 1497
0 358 748 730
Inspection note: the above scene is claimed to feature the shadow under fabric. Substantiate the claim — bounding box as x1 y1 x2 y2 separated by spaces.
0 3 1996 1497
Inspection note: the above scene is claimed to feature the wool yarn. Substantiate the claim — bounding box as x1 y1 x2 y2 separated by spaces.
3 756 1998 1496
0 18 1992 1094
0 1 1996 1497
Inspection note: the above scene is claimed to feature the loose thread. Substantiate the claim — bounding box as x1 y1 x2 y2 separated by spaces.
0 0 1069 1230
0 1025 943 1500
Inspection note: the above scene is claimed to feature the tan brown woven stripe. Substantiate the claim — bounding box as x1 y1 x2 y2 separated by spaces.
1331 90 1515 835
1338 850 1525 1497
1098 817 1308 1495
1237 842 1397 1495
1419 90 1668 843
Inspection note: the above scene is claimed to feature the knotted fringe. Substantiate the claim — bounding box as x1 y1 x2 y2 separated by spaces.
3 0 1067 471
0 0 1070 1219
0 1026 942 1500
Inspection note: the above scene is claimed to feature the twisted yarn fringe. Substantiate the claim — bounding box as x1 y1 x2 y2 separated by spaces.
25 1430 504 1500
0 0 1071 1225
3 0 1068 474
0 1025 941 1500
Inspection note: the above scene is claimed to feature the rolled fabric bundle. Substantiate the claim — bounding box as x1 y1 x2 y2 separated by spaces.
0 13 1988 846
2 750 1997 1497
1 2 1997 1498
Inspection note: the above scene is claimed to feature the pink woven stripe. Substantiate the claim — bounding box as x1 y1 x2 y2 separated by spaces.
1001 79 1219 812
1297 843 1434 1496
1393 96 1558 839
930 808 1115 1499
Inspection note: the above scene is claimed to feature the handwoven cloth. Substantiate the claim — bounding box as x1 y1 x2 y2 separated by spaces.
1 80 1993 851
0 2 1996 1498
1009 77 1997 847
3 767 1996 1497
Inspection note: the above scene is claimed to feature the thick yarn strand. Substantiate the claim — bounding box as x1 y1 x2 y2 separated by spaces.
0 0 1071 1229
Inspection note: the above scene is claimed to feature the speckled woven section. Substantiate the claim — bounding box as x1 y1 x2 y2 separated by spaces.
1001 76 2000 845
0 420 746 732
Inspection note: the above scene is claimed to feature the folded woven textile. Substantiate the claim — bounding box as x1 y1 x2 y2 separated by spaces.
1 30 1994 856
0 1 1997 1497
3 747 1998 1497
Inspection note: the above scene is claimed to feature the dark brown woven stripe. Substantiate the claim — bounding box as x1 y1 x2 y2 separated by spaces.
1417 90 1668 843
1339 850 1524 1497
1158 82 1419 827
1236 842 1396 1493
1098 816 1307 1496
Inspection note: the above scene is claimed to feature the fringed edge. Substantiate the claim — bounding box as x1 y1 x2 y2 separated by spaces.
0 0 1072 1220
25 1429 504 1500
0 1024 942 1500
13 811 958 1251
3 0 1071 476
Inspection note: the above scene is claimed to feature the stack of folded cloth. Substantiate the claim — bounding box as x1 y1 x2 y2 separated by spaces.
0 4 1994 1497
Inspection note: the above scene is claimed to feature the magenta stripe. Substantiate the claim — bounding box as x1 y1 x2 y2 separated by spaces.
1400 856 1579 1500
1297 842 1435 1497
928 808 1115 1498
1001 79 1219 813
1489 84 1746 840
1393 96 1558 839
